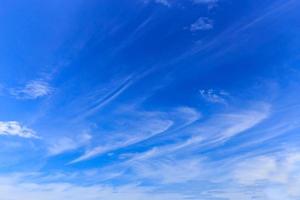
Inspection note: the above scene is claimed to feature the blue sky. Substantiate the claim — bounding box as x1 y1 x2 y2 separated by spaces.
0 0 300 199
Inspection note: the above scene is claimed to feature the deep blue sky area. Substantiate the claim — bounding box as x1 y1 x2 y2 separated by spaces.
0 0 300 199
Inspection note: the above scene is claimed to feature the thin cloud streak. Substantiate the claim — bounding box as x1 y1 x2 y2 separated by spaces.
70 118 173 164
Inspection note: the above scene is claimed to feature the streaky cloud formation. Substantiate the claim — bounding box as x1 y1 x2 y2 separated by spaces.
0 0 300 199
48 132 92 155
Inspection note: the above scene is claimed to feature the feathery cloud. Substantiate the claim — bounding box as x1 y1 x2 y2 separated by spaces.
0 174 189 200
70 118 173 164
70 106 201 164
10 80 52 99
48 132 92 156
217 152 300 200
191 103 271 145
199 89 229 104
132 157 204 184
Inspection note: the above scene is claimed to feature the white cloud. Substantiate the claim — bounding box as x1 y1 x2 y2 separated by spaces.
0 174 190 200
48 132 92 155
70 118 173 164
132 157 203 184
0 121 38 138
70 106 201 164
172 106 201 126
123 106 270 185
199 89 229 104
126 135 204 162
223 152 300 200
215 107 270 142
233 153 300 186
190 17 214 31
79 75 135 119
10 80 52 99
205 107 270 145
233 156 278 184
71 102 269 168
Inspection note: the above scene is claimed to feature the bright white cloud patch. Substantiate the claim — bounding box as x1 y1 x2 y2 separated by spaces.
11 80 52 99
223 152 300 200
0 121 38 138
190 17 213 31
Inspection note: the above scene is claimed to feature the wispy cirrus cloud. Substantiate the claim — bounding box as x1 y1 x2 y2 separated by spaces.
70 106 201 164
48 132 92 156
0 174 190 200
132 157 204 184
209 151 300 200
10 80 52 99
71 101 269 165
172 106 201 126
123 145 300 200
70 118 173 164
128 104 269 161
214 107 270 142
189 103 271 146
99 103 271 189
6 151 299 200
0 121 38 138
199 89 230 104
82 76 134 118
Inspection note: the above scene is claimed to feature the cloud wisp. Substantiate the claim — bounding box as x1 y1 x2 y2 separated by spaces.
199 89 230 104
69 105 202 164
0 174 190 200
0 121 38 138
10 80 52 100
48 132 92 156
70 117 173 164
